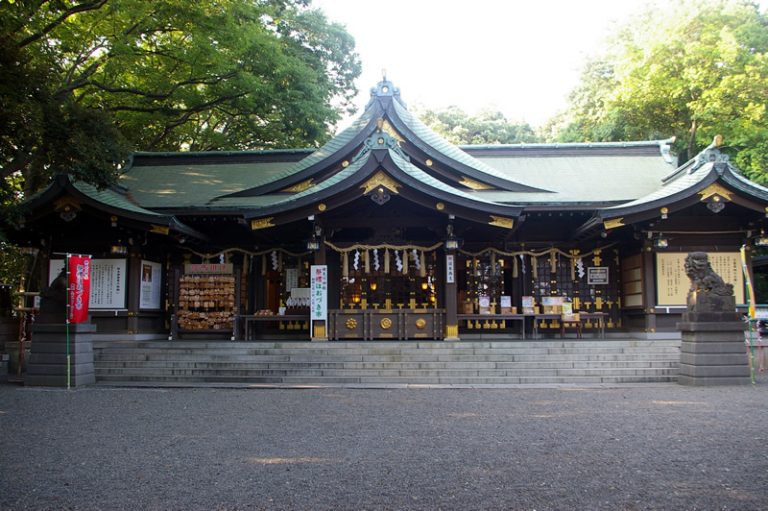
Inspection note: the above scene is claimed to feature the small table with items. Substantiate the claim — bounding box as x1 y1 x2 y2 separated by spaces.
531 312 607 339
457 314 527 339
237 313 310 340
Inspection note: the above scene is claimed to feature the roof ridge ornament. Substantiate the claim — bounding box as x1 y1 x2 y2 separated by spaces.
350 118 410 163
691 135 729 172
367 76 406 109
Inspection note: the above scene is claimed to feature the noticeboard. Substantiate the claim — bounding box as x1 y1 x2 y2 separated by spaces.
656 252 744 305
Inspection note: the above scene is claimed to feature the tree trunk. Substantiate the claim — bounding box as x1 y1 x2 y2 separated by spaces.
688 119 698 160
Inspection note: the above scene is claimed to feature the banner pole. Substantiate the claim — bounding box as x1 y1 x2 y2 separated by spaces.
740 245 757 385
65 254 71 390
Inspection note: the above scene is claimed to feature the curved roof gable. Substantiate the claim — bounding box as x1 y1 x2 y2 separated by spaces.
601 146 768 220
216 78 549 202
242 130 523 228
23 174 207 240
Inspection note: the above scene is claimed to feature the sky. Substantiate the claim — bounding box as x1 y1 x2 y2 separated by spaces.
310 0 757 130
312 0 649 129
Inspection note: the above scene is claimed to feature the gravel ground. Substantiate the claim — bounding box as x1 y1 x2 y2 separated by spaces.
1 381 767 511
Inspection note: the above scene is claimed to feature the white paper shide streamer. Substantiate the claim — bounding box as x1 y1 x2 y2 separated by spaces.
353 249 360 271
394 250 403 272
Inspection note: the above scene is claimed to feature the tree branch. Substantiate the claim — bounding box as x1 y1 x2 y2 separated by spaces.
146 93 248 149
16 0 110 49
84 72 238 100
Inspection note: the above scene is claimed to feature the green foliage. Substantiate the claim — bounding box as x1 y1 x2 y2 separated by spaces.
551 0 768 176
0 242 28 312
416 106 540 145
0 0 360 197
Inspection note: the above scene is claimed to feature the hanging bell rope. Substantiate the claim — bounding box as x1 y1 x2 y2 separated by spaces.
325 241 443 253
188 246 310 260
458 244 616 260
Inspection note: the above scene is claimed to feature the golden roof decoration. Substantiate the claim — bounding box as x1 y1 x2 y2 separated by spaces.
489 216 515 229
698 183 733 202
281 179 314 193
460 177 494 190
361 170 401 195
250 217 275 230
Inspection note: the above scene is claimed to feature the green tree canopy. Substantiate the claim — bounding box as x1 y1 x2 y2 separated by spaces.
416 106 540 145
551 0 768 182
0 0 361 194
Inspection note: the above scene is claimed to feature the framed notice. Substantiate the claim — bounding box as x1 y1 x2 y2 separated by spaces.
587 267 609 285
656 252 744 305
140 260 162 310
50 258 127 309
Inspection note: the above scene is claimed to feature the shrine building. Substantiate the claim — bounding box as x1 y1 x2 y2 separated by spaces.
14 78 768 342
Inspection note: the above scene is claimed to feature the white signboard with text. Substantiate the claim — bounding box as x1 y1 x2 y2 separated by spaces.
140 260 162 310
50 258 127 309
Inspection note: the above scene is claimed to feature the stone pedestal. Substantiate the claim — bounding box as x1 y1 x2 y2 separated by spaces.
25 322 96 387
677 303 750 386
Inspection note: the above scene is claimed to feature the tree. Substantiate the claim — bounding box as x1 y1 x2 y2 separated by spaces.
551 0 768 182
0 0 361 194
416 106 540 145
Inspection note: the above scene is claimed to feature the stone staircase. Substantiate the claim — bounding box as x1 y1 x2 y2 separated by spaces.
93 339 681 386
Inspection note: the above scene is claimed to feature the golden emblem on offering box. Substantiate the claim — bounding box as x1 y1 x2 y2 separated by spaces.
345 318 357 330
415 318 427 330
380 317 392 329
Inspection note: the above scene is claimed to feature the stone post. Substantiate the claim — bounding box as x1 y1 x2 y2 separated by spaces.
25 268 96 387
677 252 750 385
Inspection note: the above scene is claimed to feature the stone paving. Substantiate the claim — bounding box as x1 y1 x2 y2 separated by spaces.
1 378 767 510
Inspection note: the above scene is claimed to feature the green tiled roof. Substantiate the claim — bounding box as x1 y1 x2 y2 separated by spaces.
387 150 502 206
276 107 376 178
602 160 768 215
392 100 531 184
723 165 768 201
73 181 166 217
474 154 672 203
213 154 370 211
119 161 296 208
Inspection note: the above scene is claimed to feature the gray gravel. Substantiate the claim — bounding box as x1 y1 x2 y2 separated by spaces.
1 381 767 511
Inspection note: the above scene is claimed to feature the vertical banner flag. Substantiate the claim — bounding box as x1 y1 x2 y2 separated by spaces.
310 265 328 322
68 255 91 323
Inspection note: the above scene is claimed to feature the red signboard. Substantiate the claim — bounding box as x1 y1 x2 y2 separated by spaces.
68 255 91 323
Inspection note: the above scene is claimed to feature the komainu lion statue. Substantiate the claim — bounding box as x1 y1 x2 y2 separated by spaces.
684 252 733 297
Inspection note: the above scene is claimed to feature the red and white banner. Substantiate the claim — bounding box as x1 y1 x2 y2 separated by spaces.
68 255 91 323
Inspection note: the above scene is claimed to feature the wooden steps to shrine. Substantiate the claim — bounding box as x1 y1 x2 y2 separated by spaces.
92 339 681 386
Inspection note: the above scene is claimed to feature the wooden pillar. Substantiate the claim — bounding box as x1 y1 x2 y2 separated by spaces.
643 245 657 334
314 239 327 265
444 248 459 340
126 249 142 334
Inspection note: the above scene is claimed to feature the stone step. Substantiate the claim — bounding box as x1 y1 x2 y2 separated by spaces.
92 339 681 385
94 374 677 385
91 352 680 364
94 359 679 370
94 346 680 357
92 340 681 350
95 366 677 379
